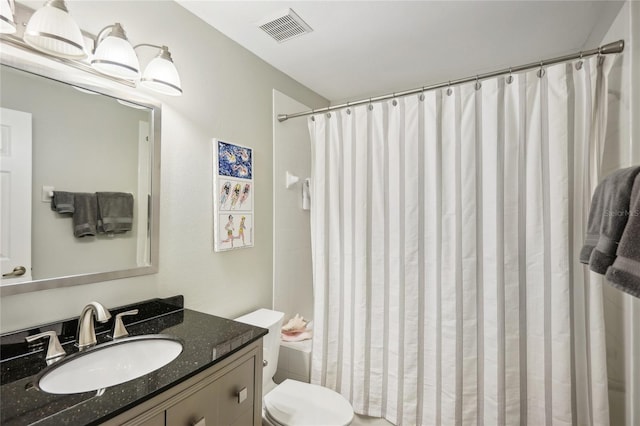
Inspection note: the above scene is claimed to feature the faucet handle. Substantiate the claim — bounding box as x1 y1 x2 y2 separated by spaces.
25 331 66 362
110 309 139 339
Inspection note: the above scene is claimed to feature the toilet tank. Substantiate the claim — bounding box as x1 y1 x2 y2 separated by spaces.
235 308 284 385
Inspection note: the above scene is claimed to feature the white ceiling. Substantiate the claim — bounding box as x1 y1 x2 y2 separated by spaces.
176 1 624 103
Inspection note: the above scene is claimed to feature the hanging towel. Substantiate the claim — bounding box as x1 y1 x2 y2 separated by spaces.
579 166 640 273
97 192 134 234
605 174 640 298
72 193 98 237
50 191 75 214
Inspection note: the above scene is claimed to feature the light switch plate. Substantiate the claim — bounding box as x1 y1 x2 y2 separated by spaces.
42 186 54 202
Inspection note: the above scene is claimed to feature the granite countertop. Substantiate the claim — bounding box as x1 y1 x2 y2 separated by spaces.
0 296 267 426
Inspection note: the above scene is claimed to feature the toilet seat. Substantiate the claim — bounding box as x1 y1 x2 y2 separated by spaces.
264 379 354 426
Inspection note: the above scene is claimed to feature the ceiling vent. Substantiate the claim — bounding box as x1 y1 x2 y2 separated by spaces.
258 9 313 43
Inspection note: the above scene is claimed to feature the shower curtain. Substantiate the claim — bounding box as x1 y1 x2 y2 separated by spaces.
308 55 615 426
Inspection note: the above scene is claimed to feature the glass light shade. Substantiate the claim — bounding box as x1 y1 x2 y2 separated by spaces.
0 0 16 34
116 99 149 110
140 48 182 96
92 34 140 80
24 0 86 59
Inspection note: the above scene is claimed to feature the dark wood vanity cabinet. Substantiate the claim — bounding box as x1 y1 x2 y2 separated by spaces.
103 340 263 426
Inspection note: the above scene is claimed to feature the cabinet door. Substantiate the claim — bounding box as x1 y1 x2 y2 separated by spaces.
218 357 255 425
230 410 254 426
139 412 165 426
166 380 218 426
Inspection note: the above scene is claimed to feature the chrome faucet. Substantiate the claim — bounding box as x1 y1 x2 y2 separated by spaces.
76 302 112 350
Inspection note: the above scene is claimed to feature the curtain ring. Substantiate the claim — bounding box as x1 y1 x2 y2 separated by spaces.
310 109 315 121
596 47 605 65
419 87 425 101
368 98 373 111
575 52 584 70
392 93 398 106
346 101 351 115
506 67 514 84
446 81 452 96
474 76 481 90
537 61 545 78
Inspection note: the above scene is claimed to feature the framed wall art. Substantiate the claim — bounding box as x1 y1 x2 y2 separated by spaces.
213 139 254 251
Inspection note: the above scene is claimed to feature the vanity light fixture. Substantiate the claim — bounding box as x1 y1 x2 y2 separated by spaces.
116 99 149 110
71 85 98 95
91 23 140 80
136 44 183 96
0 0 16 34
23 0 86 59
6 1 183 96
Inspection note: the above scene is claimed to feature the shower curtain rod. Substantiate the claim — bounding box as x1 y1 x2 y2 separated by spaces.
277 39 624 123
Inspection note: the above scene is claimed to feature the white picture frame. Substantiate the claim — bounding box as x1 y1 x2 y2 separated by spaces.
213 139 254 251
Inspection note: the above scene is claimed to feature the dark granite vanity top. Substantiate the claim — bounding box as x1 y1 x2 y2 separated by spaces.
0 296 267 425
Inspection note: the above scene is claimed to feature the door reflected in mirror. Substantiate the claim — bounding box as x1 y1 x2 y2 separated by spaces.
0 64 160 295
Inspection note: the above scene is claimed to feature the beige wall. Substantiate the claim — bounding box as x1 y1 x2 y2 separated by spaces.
633 0 640 166
0 1 327 332
272 90 314 323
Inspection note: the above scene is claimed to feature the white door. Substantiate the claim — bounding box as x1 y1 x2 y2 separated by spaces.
1 107 32 284
136 120 151 266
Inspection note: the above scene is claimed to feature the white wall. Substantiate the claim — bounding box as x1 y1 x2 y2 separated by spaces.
0 1 328 332
599 2 640 425
272 90 314 323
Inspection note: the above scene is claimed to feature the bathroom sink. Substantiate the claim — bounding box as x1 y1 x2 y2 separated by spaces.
35 334 183 394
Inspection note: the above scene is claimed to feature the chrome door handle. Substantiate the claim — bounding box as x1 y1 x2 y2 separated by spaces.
3 266 26 277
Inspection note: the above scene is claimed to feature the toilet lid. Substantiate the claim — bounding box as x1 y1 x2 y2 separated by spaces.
264 379 354 426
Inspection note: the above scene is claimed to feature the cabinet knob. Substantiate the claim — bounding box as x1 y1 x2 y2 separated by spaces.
193 418 206 426
237 387 247 404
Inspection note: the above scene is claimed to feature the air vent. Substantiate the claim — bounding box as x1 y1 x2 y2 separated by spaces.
258 9 313 43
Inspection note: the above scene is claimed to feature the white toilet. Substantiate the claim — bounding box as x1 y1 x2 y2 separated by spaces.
235 309 354 426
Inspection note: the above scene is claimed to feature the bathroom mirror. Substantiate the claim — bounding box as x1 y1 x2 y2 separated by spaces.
0 56 161 296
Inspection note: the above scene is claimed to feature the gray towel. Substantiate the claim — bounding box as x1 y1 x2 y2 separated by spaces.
580 166 640 273
97 192 134 234
605 174 640 298
579 182 606 264
72 193 98 238
50 191 75 214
